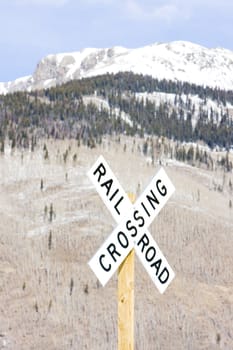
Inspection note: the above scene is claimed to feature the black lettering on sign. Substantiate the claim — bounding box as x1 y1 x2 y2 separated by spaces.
146 189 159 210
158 267 169 284
141 201 150 218
114 196 123 215
137 233 149 253
107 243 121 262
117 231 129 249
151 259 162 276
133 210 145 228
145 246 156 262
156 179 167 196
93 161 123 215
93 163 106 182
109 188 119 201
126 219 137 238
99 254 111 272
101 178 113 196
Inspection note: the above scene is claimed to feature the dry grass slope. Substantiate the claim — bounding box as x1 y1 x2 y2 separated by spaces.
0 136 232 349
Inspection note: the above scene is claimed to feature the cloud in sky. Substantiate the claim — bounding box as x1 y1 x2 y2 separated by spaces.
77 0 190 22
1 0 233 81
121 0 233 22
81 0 114 4
13 0 69 6
123 0 188 22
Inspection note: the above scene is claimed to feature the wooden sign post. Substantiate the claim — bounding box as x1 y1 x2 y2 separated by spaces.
87 155 176 349
118 193 135 350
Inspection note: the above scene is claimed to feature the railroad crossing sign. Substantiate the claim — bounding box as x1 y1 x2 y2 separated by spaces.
88 155 175 294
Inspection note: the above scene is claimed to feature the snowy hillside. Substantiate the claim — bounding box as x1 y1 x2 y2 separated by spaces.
1 41 233 94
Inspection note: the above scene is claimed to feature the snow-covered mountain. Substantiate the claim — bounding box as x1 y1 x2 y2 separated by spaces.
1 41 233 94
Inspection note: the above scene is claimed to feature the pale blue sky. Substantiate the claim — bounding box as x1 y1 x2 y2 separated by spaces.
1 0 233 81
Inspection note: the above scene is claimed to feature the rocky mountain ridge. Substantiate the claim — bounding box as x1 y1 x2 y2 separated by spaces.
1 41 233 94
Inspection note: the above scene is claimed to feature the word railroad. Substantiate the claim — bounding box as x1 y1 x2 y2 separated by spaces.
88 155 175 293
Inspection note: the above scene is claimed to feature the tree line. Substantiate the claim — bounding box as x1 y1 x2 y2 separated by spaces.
0 71 233 152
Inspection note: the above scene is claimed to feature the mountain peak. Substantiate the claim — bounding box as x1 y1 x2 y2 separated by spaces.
1 41 233 94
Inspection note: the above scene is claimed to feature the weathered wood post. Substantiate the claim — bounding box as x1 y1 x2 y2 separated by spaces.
118 193 135 350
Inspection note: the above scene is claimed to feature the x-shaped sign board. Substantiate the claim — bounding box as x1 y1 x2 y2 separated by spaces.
88 155 175 293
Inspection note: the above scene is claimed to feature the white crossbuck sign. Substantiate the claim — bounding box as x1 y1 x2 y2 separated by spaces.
88 155 175 293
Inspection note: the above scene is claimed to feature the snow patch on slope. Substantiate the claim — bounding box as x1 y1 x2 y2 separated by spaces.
135 91 233 127
82 95 133 127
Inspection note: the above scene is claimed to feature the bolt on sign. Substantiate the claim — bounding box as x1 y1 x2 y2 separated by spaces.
88 155 175 294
